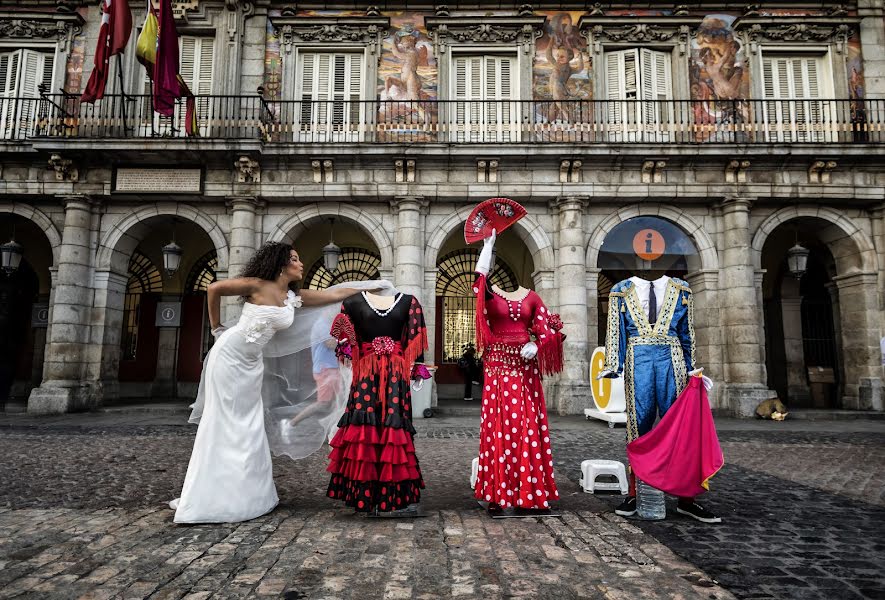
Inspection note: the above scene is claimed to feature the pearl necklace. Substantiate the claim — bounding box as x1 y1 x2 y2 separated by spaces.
492 286 528 323
363 291 403 317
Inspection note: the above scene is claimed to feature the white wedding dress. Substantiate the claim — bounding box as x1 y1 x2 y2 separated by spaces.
172 292 299 523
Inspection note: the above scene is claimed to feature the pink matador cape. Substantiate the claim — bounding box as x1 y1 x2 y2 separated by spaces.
626 376 724 498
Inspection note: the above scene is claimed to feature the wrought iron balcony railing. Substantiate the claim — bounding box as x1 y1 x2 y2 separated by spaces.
2 94 882 144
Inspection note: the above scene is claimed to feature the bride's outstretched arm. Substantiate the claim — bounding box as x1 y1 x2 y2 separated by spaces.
207 278 261 328
299 287 366 307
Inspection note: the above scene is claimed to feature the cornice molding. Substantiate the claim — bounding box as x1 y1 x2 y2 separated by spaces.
734 15 860 54
578 15 703 55
425 15 546 54
0 11 84 48
269 15 390 55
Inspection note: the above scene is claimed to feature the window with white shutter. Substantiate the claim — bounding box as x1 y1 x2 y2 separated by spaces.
451 54 518 142
0 49 54 138
605 48 672 141
296 51 364 141
761 53 833 142
139 36 214 136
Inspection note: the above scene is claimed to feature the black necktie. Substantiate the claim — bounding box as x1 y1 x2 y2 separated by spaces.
648 285 657 324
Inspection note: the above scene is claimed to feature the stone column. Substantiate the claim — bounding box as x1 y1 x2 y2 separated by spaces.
28 195 100 413
719 197 773 416
224 196 261 322
390 196 427 300
858 0 885 99
685 269 724 409
780 279 809 404
833 272 882 410
551 196 591 415
870 204 885 335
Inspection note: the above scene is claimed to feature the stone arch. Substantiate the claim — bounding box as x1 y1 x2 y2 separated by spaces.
424 206 555 273
96 203 230 274
267 203 394 269
0 203 62 265
751 205 878 275
586 205 720 272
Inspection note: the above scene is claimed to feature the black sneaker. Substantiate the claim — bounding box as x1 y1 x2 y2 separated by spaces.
677 501 721 523
614 496 637 517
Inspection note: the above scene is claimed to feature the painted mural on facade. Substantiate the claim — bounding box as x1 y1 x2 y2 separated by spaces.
532 11 591 136
65 36 87 94
689 14 751 142
847 34 868 140
377 13 437 142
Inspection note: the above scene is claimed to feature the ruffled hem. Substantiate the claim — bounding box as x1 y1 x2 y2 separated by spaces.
336 410 417 435
328 424 422 487
327 476 424 512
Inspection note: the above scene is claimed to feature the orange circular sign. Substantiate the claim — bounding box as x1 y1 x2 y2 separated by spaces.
632 229 666 261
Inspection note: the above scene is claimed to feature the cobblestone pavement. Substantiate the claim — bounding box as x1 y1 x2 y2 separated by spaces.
0 412 883 599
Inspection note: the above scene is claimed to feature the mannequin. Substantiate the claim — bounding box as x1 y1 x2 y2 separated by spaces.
472 230 564 516
600 270 720 523
325 289 429 515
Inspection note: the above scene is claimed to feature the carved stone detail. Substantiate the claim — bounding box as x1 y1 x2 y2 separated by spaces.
476 159 499 183
311 159 334 184
426 16 545 54
592 23 676 43
559 159 582 183
737 17 858 55
271 17 389 55
641 160 666 184
808 160 837 184
0 13 83 47
395 158 416 183
725 159 751 184
235 156 260 183
48 154 78 182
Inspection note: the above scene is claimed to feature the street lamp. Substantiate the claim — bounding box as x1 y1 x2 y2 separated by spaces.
1 237 23 274
323 218 341 272
786 242 810 279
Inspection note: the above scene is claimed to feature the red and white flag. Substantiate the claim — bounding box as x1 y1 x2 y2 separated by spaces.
82 0 133 103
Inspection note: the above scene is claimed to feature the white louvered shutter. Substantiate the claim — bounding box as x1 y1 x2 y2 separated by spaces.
606 49 670 141
762 55 828 142
180 36 214 134
0 51 20 138
297 52 363 140
452 55 516 142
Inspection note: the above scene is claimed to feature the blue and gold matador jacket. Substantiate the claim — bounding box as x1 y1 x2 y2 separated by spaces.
603 277 696 389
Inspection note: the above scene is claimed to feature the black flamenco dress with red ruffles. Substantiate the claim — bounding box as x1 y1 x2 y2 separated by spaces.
326 293 427 512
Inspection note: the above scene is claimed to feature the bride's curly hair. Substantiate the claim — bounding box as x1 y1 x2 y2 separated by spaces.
240 241 295 284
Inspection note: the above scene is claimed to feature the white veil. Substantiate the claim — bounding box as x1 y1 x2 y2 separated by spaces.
189 279 398 460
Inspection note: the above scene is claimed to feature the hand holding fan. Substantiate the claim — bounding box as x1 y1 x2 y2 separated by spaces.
463 197 527 244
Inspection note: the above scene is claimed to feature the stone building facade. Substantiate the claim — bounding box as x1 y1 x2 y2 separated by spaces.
1 1 884 416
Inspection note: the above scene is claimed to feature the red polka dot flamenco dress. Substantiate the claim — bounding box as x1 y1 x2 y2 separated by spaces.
473 274 565 510
326 292 428 512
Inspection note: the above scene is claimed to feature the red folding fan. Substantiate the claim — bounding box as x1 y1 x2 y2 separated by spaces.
463 197 527 244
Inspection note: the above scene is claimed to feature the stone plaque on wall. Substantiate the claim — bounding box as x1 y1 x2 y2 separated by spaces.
114 168 203 194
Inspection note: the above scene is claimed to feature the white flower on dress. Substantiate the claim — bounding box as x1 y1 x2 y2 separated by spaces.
286 291 303 308
243 318 270 343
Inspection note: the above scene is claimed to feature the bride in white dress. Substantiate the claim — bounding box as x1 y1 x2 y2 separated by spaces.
171 242 363 524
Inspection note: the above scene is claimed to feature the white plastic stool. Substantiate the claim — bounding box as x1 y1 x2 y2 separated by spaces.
579 459 628 494
470 457 479 488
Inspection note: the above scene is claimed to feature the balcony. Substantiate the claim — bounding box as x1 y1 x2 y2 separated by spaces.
2 95 883 145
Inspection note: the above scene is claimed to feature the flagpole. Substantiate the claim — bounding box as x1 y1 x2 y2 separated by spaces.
116 54 130 136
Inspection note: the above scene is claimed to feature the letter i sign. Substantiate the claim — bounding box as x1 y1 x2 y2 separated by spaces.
632 229 665 261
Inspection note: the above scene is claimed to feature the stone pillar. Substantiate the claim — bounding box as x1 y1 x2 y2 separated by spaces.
832 272 883 410
28 195 100 413
870 204 885 335
685 269 724 409
152 323 179 398
390 196 427 300
551 196 591 415
719 197 773 416
858 0 885 99
780 279 809 404
224 196 261 322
